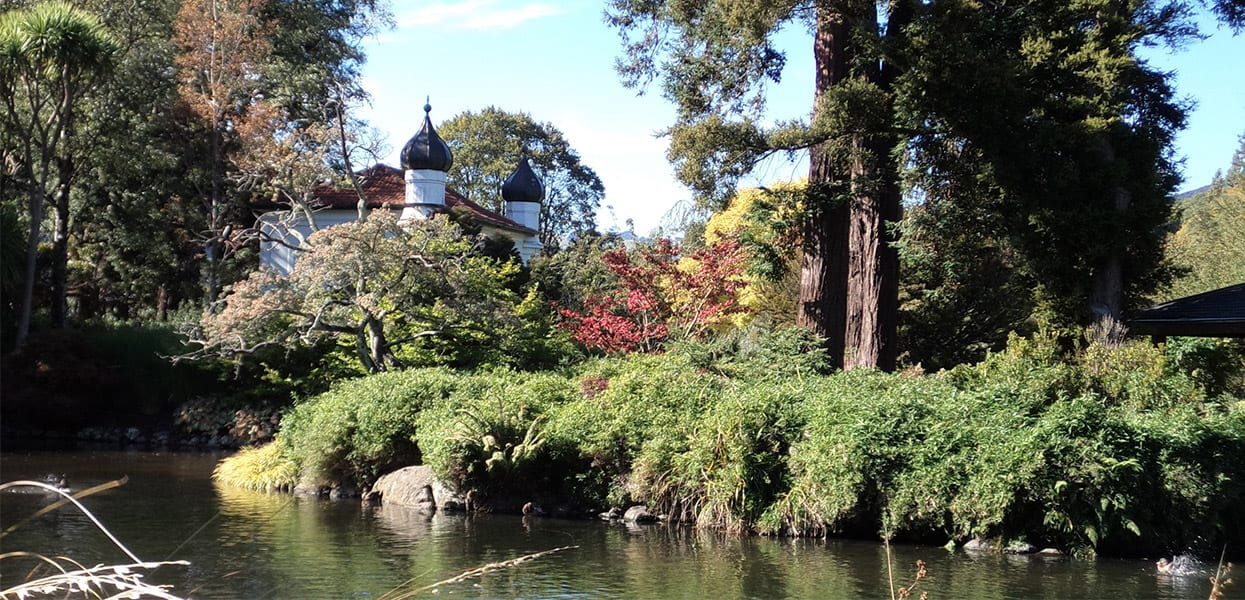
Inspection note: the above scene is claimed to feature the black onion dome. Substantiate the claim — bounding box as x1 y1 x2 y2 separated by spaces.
501 157 544 203
400 102 453 172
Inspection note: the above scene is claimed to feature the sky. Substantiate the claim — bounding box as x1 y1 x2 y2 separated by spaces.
357 1 1245 236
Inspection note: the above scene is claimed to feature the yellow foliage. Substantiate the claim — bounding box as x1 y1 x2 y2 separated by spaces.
701 180 807 326
214 439 298 493
704 179 807 246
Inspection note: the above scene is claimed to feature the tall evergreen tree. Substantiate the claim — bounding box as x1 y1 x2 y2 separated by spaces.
610 0 1207 365
608 0 910 370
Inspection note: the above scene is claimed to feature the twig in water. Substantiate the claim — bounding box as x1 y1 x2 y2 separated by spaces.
378 545 579 600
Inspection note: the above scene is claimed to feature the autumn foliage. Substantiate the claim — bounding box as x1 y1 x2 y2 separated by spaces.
557 239 749 354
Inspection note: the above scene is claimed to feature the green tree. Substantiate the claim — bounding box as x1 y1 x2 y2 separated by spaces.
1167 135 1245 298
186 211 526 373
608 1 912 371
901 0 1190 339
438 107 604 249
609 0 1204 367
0 2 118 347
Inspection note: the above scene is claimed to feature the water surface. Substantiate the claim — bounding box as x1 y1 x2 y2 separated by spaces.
0 451 1219 599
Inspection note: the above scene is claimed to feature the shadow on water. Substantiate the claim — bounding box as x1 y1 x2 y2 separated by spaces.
0 451 1224 600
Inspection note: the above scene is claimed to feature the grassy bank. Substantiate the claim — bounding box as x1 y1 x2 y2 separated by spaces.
218 332 1244 557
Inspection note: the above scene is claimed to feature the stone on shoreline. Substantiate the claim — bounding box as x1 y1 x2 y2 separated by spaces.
624 505 657 523
369 465 466 512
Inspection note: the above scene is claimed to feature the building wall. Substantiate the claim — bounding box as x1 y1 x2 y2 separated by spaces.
259 209 539 275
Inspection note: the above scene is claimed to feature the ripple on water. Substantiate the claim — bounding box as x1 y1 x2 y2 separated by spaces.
0 451 1224 600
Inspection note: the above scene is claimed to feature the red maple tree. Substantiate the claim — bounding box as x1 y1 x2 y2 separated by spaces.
558 238 750 354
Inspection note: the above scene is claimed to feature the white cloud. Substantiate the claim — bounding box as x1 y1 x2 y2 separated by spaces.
394 0 564 32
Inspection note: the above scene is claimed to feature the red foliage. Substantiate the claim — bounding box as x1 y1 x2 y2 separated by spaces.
557 238 749 354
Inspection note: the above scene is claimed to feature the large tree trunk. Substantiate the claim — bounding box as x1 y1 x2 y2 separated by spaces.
840 1 908 372
1089 137 1129 345
843 135 901 371
798 4 852 369
16 170 45 347
51 151 73 328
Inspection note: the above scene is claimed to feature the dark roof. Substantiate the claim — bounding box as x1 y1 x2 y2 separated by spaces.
275 164 536 235
501 156 544 204
400 102 453 172
1128 283 1245 338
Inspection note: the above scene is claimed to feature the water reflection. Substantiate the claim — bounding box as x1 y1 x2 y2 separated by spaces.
0 451 1213 600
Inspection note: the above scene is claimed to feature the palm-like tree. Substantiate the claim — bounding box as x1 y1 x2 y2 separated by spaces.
1 2 118 347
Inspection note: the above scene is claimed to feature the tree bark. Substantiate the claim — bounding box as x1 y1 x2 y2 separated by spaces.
843 134 901 371
51 150 73 328
841 1 907 372
1089 137 1129 345
798 3 852 369
16 168 45 347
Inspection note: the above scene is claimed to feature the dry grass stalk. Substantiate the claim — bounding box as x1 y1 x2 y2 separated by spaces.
0 477 129 539
884 537 929 600
1209 546 1233 600
0 480 190 599
378 545 579 600
0 553 189 600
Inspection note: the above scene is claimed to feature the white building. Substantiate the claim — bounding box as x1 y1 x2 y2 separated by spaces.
259 103 544 274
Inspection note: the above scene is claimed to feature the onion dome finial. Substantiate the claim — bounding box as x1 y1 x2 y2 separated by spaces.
400 99 453 172
501 156 544 203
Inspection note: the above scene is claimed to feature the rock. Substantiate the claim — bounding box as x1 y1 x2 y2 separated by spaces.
329 482 358 500
1004 541 1037 555
1035 548 1065 557
623 505 657 523
293 482 326 497
370 466 466 511
962 538 997 552
599 507 622 521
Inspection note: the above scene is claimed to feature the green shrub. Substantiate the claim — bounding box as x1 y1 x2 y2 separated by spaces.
220 332 1242 556
279 368 459 488
548 353 729 505
1165 336 1245 399
414 370 589 509
630 380 803 530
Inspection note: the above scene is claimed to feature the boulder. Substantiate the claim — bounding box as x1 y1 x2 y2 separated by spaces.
623 505 657 523
370 465 466 511
1035 548 1065 557
1004 541 1038 555
962 538 997 552
599 507 622 521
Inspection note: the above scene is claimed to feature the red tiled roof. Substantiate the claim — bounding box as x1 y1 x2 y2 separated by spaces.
273 164 537 235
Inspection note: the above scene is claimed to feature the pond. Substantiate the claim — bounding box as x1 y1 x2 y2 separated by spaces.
0 451 1222 599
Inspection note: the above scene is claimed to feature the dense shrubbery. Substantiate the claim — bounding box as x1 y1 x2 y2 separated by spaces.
222 331 1245 556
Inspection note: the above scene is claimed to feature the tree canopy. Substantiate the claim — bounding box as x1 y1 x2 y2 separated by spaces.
608 0 1205 369
438 107 604 249
189 211 530 373
1 1 119 347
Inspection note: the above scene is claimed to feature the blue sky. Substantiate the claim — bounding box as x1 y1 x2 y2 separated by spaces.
358 1 1244 235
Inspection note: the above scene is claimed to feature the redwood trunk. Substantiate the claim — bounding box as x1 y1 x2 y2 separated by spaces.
798 4 852 368
841 2 906 372
843 135 900 371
